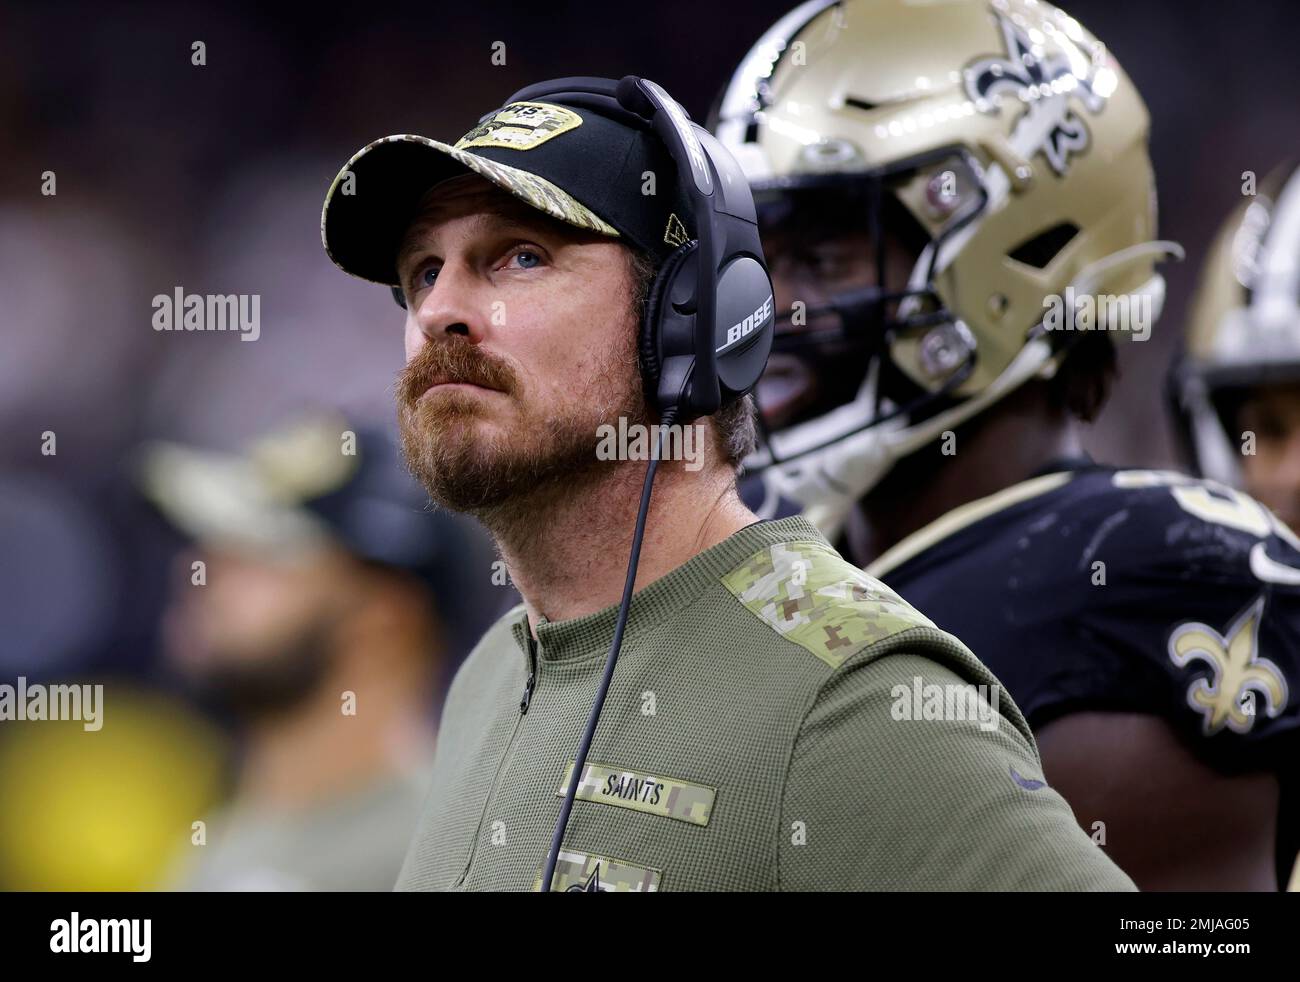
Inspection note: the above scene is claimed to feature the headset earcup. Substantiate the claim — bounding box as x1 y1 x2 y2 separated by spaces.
713 256 775 404
639 241 696 405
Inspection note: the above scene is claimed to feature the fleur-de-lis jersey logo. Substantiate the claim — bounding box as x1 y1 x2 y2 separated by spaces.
963 9 1109 176
1167 597 1289 735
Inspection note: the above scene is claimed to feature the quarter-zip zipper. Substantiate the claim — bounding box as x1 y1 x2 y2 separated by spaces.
453 627 541 888
520 632 539 714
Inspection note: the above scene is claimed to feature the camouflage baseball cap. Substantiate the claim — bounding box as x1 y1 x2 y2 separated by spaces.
321 99 696 287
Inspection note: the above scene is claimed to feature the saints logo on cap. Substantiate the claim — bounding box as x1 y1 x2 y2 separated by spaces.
455 102 583 153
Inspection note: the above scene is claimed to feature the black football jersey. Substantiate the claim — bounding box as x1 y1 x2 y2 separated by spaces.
864 464 1300 773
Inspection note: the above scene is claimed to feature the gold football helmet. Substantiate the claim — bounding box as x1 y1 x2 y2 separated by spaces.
714 0 1180 534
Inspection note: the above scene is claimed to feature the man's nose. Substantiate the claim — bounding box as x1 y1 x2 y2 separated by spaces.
413 263 488 344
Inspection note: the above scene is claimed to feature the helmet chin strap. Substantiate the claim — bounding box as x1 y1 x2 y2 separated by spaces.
760 239 1184 541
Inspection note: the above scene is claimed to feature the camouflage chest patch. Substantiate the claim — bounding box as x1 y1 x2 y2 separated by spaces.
722 540 933 669
557 761 715 827
534 850 662 892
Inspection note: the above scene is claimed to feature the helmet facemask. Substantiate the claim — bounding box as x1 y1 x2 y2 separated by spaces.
749 146 988 471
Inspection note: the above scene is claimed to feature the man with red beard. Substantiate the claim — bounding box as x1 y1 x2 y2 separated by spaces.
318 85 1132 891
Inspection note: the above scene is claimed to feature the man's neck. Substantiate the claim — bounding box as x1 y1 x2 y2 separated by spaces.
485 462 758 631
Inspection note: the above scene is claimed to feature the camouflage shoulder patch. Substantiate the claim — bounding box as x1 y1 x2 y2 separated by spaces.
534 849 662 892
722 539 934 669
557 760 715 826
454 101 582 152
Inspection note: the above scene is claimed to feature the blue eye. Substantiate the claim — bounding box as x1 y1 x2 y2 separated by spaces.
514 251 540 269
421 266 439 287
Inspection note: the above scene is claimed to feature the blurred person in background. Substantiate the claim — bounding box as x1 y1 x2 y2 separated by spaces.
718 0 1300 889
1172 161 1300 536
139 414 496 890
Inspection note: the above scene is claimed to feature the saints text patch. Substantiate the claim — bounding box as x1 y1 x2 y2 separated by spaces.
557 760 715 827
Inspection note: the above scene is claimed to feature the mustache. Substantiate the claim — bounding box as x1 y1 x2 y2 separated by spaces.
397 340 518 406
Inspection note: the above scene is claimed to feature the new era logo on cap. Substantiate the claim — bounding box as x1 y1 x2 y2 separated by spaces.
664 213 689 248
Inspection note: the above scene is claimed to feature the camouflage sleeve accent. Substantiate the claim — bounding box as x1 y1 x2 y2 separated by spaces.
533 850 662 892
557 760 716 827
721 540 936 669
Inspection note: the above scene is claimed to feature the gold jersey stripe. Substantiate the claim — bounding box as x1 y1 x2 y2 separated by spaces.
868 471 1075 578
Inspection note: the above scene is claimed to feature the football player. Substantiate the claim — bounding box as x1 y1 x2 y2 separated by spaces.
717 0 1300 889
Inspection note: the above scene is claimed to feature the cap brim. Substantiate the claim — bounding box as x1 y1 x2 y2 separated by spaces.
321 134 621 286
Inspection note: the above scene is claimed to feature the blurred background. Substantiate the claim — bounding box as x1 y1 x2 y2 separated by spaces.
0 0 1296 889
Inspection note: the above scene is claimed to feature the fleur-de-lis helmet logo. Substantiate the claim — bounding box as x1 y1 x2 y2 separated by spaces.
963 8 1110 176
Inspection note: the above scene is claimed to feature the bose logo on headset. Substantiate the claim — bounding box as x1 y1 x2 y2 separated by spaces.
718 293 774 354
